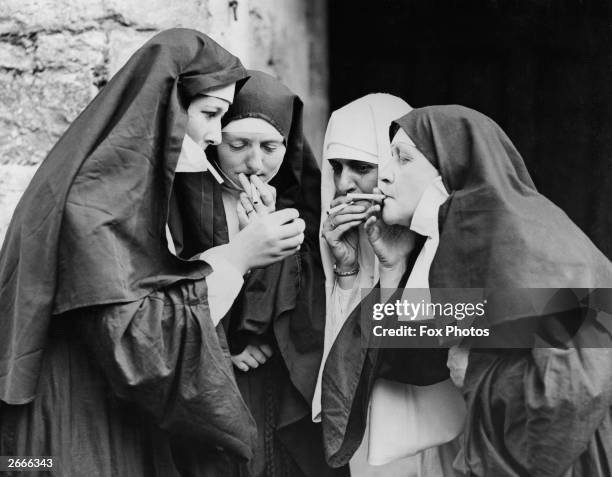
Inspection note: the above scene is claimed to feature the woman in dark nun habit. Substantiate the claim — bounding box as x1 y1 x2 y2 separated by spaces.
317 97 464 477
0 30 307 476
368 105 612 476
168 70 346 477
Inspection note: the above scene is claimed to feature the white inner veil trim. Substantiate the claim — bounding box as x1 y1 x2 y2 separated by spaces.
204 82 236 104
222 117 283 137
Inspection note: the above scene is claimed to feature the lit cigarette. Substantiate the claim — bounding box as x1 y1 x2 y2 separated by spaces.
346 193 386 201
328 202 351 215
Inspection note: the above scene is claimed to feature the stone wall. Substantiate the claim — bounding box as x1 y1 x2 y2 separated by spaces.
0 0 328 243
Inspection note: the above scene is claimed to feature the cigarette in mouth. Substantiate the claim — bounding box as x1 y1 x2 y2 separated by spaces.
346 193 386 201
251 182 260 204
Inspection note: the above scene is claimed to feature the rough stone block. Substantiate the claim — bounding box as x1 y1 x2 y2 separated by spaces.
0 71 94 166
104 0 210 30
0 43 34 71
36 31 107 73
1 0 105 32
0 164 38 244
0 19 22 35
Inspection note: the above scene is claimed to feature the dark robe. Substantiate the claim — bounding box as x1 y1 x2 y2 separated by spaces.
0 28 256 476
392 105 612 477
168 71 347 477
319 236 452 468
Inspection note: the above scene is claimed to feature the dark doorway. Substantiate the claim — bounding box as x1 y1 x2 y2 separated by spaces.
329 0 612 258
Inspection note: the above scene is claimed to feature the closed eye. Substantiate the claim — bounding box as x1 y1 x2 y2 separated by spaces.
201 109 222 119
227 141 247 151
262 142 283 153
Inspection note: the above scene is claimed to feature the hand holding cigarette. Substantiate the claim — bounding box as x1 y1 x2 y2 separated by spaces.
237 173 277 229
322 195 370 271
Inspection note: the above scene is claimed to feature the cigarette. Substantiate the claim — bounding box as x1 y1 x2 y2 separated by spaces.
251 184 260 204
328 202 350 215
238 173 252 197
346 193 386 201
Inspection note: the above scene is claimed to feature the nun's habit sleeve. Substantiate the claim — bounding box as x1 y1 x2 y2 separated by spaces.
77 275 255 459
463 315 612 476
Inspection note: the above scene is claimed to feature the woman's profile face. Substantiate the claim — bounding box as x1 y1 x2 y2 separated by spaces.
185 96 230 149
329 159 378 197
216 118 286 184
379 130 439 226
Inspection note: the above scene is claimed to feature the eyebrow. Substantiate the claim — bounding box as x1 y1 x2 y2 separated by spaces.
328 159 376 167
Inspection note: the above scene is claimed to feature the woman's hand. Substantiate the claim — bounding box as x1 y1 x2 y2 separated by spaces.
231 339 274 372
321 196 368 271
364 192 416 271
237 173 276 229
223 208 304 274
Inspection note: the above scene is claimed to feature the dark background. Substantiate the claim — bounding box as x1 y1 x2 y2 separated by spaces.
328 0 612 259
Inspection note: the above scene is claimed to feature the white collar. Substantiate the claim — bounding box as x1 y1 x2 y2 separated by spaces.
175 134 223 184
409 176 448 238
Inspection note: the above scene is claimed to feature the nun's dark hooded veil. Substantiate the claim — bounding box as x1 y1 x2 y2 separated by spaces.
0 28 260 473
0 28 245 404
168 71 343 476
392 105 612 293
392 105 612 476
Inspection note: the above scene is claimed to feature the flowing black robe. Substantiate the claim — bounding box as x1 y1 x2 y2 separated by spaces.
0 28 256 476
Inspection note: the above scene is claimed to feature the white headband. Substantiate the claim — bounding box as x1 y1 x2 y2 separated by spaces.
222 117 283 139
205 82 236 104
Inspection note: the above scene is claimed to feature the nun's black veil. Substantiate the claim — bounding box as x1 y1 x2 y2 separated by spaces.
0 29 247 405
391 105 612 294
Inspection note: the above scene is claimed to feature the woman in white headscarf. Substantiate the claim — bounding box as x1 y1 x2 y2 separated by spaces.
312 94 420 476
313 94 467 477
